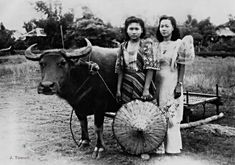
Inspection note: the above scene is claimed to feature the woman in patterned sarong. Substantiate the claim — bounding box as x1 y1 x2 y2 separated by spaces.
115 16 159 104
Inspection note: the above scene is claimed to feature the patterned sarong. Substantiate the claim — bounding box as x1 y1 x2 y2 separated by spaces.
121 70 145 103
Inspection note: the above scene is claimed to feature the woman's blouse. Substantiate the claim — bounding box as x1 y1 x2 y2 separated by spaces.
115 39 160 74
155 35 195 69
177 35 195 65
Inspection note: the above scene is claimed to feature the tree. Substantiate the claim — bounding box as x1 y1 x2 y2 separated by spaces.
0 22 15 49
227 14 235 32
65 6 119 48
184 14 193 26
196 17 216 47
180 15 203 51
181 15 199 36
23 1 74 49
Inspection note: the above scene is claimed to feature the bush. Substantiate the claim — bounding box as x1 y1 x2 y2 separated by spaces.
0 27 15 49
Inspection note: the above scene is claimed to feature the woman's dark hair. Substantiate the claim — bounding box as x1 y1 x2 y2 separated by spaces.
124 16 146 41
156 15 181 42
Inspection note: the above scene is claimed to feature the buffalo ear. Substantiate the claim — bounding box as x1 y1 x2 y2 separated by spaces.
25 44 41 61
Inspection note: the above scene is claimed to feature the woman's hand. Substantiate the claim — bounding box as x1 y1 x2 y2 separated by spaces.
168 117 174 128
116 91 122 103
166 112 176 128
174 82 182 99
141 90 153 101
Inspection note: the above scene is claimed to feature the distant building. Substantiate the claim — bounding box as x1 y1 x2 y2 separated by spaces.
214 26 235 52
215 26 235 44
24 28 47 37
216 27 235 37
12 28 47 41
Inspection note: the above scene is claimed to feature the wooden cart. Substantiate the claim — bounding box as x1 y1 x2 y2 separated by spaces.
105 84 223 123
183 84 223 123
103 84 223 155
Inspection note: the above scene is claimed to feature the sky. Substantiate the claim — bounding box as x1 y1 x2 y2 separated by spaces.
0 0 235 33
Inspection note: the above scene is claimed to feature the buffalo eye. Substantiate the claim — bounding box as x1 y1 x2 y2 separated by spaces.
58 60 66 67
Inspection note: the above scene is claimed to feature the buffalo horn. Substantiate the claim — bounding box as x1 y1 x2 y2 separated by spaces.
0 46 11 52
25 44 41 61
66 38 92 59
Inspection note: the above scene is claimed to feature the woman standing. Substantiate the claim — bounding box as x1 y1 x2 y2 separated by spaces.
154 15 195 154
115 16 159 104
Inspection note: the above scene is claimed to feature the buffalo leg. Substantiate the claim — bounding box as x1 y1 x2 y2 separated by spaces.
92 111 105 159
75 111 90 149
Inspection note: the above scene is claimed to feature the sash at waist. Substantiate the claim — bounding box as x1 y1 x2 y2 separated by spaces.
124 68 144 74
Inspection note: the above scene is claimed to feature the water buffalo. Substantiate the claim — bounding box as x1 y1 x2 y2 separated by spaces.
25 39 120 159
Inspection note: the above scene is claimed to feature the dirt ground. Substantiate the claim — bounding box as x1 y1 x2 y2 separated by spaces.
0 69 234 165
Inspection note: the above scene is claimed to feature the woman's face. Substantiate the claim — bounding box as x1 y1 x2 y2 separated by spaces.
127 22 143 41
159 19 174 39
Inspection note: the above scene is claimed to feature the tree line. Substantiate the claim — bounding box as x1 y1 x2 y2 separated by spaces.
1 1 235 52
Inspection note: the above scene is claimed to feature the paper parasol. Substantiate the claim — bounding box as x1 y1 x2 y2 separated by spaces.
112 100 167 155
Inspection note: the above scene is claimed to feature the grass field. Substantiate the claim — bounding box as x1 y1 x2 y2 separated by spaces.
0 54 235 164
1 55 235 93
185 56 235 96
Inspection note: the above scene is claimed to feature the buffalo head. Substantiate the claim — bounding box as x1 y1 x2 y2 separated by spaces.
25 38 92 95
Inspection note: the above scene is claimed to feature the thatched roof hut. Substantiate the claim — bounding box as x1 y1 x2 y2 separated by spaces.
216 27 235 37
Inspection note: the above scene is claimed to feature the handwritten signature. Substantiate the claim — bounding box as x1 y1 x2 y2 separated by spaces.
9 155 29 160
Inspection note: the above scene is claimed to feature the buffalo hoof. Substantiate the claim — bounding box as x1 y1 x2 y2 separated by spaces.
78 139 90 151
91 147 105 159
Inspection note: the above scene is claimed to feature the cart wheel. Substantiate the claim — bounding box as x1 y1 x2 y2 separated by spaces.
112 99 167 155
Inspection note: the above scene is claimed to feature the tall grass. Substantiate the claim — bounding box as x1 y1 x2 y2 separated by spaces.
184 56 235 96
0 55 40 86
0 61 39 76
1 55 235 96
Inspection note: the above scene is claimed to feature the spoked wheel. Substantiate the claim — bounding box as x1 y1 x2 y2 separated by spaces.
112 100 167 155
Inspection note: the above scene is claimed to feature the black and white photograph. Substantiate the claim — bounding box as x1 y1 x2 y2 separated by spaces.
0 0 235 164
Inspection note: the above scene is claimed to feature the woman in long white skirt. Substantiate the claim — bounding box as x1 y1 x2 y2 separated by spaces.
154 15 195 154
